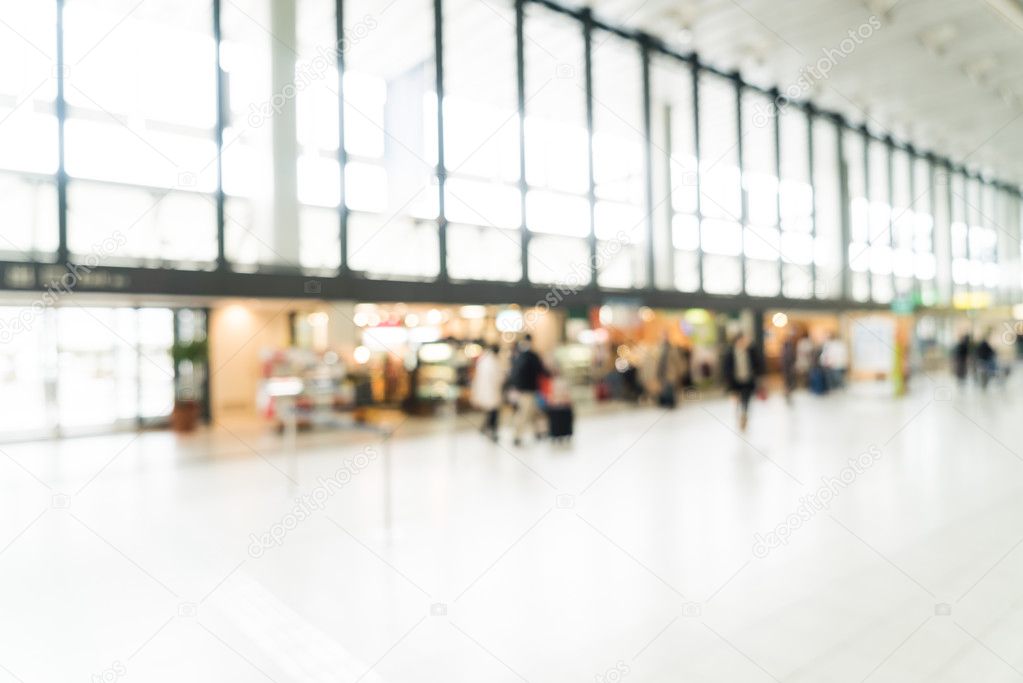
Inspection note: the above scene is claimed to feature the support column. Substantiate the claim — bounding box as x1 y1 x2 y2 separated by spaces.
640 40 655 290
515 0 529 284
582 9 597 288
270 0 300 264
56 0 68 264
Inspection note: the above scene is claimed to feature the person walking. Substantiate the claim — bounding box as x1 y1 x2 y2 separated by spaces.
723 331 763 431
509 334 548 446
820 332 848 390
470 344 504 441
976 330 997 390
952 333 971 385
645 333 684 407
781 330 798 403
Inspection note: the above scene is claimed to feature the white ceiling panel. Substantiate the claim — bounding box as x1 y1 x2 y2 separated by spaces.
584 0 1023 183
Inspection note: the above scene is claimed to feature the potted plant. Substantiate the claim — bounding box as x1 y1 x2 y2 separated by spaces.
170 340 208 432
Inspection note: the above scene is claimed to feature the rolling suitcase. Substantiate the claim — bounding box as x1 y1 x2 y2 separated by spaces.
809 367 828 395
546 405 574 441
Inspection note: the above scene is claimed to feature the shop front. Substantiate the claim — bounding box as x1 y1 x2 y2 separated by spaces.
214 300 568 429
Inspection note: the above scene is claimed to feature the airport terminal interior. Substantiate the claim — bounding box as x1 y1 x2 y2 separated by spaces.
3 0 1023 680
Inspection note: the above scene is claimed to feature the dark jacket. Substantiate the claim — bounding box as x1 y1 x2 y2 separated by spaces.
722 345 763 390
976 340 996 363
509 349 547 392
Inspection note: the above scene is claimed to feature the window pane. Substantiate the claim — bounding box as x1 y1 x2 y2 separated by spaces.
742 91 777 231
348 212 439 279
221 0 295 266
844 131 868 298
446 178 521 230
447 224 521 282
650 55 693 290
344 0 438 274
950 172 968 286
867 139 891 292
526 190 589 237
0 173 58 259
698 74 740 222
783 263 813 299
523 6 587 195
64 0 216 186
0 2 57 176
299 206 341 271
56 308 139 429
68 181 216 265
528 235 589 286
138 308 174 419
779 107 811 233
703 254 741 295
674 250 699 292
0 307 52 435
441 0 522 283
812 118 841 298
891 148 914 290
592 33 646 288
442 0 518 181
746 259 780 297
63 0 217 265
296 0 341 269
672 214 699 251
701 218 741 256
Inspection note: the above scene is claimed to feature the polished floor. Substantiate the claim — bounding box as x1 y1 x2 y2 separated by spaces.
3 375 1023 682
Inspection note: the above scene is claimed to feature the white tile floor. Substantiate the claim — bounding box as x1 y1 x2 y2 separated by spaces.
3 375 1023 682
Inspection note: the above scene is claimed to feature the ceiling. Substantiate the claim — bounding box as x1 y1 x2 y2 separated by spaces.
586 0 1023 186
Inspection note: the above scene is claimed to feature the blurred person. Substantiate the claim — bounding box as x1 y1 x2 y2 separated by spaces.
820 332 848 390
644 333 685 408
976 329 997 390
806 335 828 396
723 332 763 431
795 333 814 386
781 330 798 403
679 343 694 389
952 333 971 385
508 334 549 446
471 344 504 441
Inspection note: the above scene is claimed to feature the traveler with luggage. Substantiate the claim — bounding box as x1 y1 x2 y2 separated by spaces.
508 334 549 446
543 373 574 442
952 333 971 385
976 330 997 390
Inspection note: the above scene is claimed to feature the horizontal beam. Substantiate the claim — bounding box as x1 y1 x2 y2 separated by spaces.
0 260 891 313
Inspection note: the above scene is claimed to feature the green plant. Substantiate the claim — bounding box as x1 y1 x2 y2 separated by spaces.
171 340 208 366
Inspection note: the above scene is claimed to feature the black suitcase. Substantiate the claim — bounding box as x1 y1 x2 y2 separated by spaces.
546 405 573 440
